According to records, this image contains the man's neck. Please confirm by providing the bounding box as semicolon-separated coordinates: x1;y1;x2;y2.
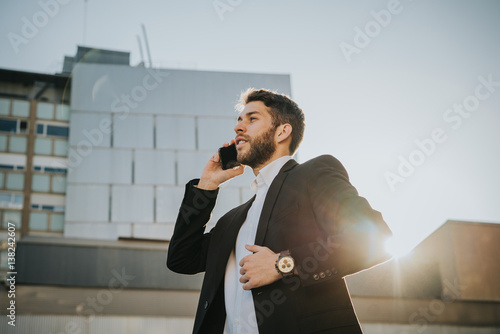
252;153;290;176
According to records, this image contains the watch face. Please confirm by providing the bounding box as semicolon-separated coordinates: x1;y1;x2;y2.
278;256;294;274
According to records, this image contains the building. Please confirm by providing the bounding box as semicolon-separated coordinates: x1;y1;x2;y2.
0;46;291;333
1;47;499;333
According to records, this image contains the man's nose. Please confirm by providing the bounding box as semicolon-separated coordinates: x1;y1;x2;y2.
234;121;245;134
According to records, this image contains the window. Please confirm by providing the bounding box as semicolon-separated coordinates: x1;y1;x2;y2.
0;192;23;209
0;135;6;152
5;173;24;191
0;118;29;134
12;100;29;117
49;213;64;231
32;174;50;192
36;123;69;138
47;125;69;137
2;210;21;229
34;138;52;155
55;104;70;121
33;166;67;174
0;99;10;116
29;212;48;230
9;136;27;153
43;167;67;174
31;172;67;193
29;201;65;232
52;175;66;193
0;118;17;133
37;102;54;119
54;140;68;156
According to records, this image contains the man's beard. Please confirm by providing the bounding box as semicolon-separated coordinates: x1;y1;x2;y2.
237;126;277;169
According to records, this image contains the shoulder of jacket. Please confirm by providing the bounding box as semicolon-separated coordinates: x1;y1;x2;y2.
295;154;349;179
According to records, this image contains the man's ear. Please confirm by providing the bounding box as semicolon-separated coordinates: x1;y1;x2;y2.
276;123;292;144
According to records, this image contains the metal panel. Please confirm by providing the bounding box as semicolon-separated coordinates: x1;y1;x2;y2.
65;184;110;222
111;185;153;223
156;115;196;150
134;150;175;185
67;148;132;184
16;237;204;290
71;63;291;117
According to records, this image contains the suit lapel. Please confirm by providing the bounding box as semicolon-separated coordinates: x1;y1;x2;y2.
254;159;298;246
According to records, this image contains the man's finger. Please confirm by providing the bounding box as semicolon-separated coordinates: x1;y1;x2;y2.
239;274;249;284
245;244;262;253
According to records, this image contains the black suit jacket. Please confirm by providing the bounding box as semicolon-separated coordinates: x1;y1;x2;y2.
167;155;392;334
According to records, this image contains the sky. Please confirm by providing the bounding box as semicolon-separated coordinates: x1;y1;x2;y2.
1;0;499;256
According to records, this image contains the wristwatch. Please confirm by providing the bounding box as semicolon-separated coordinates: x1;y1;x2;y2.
275;250;295;277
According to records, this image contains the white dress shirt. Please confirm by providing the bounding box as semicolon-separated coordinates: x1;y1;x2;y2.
223;155;292;334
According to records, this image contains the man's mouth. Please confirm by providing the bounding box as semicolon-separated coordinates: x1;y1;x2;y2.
235;137;248;148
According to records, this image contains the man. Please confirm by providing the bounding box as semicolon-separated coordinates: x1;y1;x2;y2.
167;89;392;334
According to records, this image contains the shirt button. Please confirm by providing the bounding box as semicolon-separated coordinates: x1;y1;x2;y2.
204;301;209;309
313;274;319;280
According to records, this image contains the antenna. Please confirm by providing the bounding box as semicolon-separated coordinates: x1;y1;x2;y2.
137;35;145;66
141;24;153;68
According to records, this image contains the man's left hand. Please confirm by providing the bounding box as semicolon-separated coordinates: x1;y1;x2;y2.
239;244;281;290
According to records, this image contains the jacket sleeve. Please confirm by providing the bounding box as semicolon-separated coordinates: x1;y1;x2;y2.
166;179;219;275
289;155;392;287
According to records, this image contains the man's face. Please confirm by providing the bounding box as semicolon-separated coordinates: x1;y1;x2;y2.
234;101;277;169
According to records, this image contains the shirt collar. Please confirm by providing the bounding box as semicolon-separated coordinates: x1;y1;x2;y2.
250;155;292;193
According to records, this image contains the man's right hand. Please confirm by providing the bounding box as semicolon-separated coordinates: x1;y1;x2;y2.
196;140;245;190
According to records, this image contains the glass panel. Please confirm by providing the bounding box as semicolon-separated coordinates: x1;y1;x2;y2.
0;135;7;152
51;175;66;193
53;205;65;212
3;210;22;229
37;102;54;119
47;125;69;137
13;194;23;208
34;137;52;155
0;193;23;209
6;173;24;190
12;100;29;117
45;167;67;174
0;193;12;208
55;104;70;121
53;140;68;156
29;212;48;230
9;136;27;153
0;171;3;188
36;124;44;134
0;118;17;133
0;98;10;116
49;213;64;231
32;174;50;192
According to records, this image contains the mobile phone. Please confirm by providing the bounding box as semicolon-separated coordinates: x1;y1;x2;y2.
218;143;240;170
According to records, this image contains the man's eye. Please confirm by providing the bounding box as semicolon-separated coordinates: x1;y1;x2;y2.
250;117;256;121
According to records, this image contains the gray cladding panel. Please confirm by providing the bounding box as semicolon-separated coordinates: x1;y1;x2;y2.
16;239;203;290
71;63;291;116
